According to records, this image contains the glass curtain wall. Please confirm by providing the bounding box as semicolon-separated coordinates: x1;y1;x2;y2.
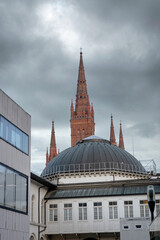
0;163;28;214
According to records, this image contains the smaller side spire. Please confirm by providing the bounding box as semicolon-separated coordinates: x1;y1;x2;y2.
49;121;57;161
110;114;116;146
119;122;125;150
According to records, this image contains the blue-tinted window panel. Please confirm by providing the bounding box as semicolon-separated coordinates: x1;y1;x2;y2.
0;116;4;138
10;124;16;146
21;176;27;212
5;119;9;142
5;169;16;209
0;164;5;205
0;115;29;155
0;163;28;214
15;128;22;150
16;174;27;212
22;133;29;154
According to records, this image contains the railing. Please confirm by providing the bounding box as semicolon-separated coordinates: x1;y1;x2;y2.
43;161;147;177
140;159;157;175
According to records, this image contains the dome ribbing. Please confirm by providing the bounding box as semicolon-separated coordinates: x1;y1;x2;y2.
41;136;146;177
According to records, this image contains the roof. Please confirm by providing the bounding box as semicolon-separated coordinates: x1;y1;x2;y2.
41;136;146;177
45;180;160;199
31;172;56;189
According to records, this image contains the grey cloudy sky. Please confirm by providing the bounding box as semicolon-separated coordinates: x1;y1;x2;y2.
0;0;160;174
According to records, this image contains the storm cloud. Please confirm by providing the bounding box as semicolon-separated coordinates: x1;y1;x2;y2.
0;0;160;174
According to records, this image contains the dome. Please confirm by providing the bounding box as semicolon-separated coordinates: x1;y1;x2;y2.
41;136;146;177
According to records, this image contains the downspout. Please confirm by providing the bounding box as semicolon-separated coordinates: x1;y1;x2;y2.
40;199;48;235
38;186;46;240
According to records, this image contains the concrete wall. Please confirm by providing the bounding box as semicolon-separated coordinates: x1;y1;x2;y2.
0;89;31;240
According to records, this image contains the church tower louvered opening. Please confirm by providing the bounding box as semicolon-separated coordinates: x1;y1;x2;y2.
70;50;95;146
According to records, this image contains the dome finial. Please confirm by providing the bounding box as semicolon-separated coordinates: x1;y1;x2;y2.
80;47;82;54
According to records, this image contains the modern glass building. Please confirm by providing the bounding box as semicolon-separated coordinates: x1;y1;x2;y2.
0;89;31;240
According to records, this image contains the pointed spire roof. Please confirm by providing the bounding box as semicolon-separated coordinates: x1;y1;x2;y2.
110;114;116;146
49;121;57;161
71;98;73;108
50;121;56;146
119;122;125;150
75;50;90;113
70;50;95;146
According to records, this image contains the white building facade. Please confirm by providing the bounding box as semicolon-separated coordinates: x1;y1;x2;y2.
30;136;160;240
0;89;31;240
30;173;56;240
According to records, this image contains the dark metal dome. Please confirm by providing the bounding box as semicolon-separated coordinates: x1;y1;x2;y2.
41;136;146;177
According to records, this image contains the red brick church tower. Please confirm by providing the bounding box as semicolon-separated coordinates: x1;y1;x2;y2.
70;50;95;146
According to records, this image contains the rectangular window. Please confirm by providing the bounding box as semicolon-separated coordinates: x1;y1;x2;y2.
0;115;29;155
79;203;87;220
140;200;149;218
0;163;28;214
93;202;102;220
124;201;133;218
109;201;118;219
64;203;72;221
49;204;58;222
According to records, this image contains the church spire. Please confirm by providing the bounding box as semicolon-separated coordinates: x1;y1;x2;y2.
49;121;57;161
110;114;116;146
75;50;90;113
119;122;125;150
70;50;95;146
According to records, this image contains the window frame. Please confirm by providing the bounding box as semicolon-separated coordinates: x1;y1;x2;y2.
64;203;72;221
49;204;58;222
139;200;149;218
0;162;28;215
0;115;29;155
109;201;118;219
79;203;87;221
93;202;102;220
124;200;133;218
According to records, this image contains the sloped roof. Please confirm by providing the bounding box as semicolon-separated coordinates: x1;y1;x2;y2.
45;185;160;199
